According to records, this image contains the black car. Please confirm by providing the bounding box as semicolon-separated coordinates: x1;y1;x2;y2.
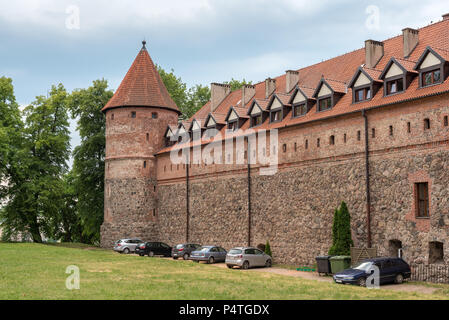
333;257;411;287
172;243;202;260
135;242;172;257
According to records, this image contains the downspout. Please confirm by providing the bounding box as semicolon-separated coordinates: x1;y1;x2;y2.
247;136;252;247
185;151;190;242
362;110;372;248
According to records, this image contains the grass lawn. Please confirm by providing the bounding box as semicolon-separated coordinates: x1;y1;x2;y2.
1;242;449;300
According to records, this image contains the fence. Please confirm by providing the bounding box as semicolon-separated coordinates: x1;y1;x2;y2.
410;264;449;284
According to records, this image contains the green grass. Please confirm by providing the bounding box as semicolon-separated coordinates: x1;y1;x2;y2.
1;243;449;300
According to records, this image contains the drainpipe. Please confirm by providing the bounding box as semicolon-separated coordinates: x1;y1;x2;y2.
362;110;372;248
247;136;252;247
185;150;190;242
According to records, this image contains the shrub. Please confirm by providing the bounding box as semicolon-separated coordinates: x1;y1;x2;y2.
328;201;353;256
265;240;272;257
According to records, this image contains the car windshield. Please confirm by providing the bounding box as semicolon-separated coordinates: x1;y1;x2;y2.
354;261;373;271
229;249;242;254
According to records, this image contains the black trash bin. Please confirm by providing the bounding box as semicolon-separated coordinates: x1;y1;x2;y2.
315;255;333;275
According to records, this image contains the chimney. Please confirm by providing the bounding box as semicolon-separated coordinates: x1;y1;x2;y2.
285;70;299;93
265;78;276;99
365;40;384;68
443;13;449;21
241;84;256;107
210;83;231;112
402;28;419;58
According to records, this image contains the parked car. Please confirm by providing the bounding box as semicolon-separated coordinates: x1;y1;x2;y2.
333;257;411;287
172;243;202;260
113;238;143;254
135;242;172;257
190;246;227;263
225;247;272;269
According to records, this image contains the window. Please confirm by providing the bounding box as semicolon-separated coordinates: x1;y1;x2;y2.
293;104;307;117
343;133;347;143
251;114;263;127
153;209;156;217
329;135;335;145
152;112;158;119
318;97;332;111
305;139;308;149
407;122;411;133
389;125;394;136
143;161;146;168
131;111;136;118
422;69;441;87
424;118;430;130
444;116;448;127
228;121;237;132
355;87;372;102
294;142;297;152
146;133;149;141
429;242;444;264
372;128;375;138
282;144;287;152
386;78;404;95
317;138;320;148
357;130;361;141
270;110;282;122
415;182;429;218
111;113;114;120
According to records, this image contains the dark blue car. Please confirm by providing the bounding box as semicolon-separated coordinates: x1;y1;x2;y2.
333;257;411;287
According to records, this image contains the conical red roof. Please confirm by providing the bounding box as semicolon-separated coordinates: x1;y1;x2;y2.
102;44;180;113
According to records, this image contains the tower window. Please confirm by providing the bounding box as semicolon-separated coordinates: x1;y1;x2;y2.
444;116;448;127
282;144;287;152
424;118;430;130
389;125;394;136
152;112;158;119
357;130;361;141
317;138;320;148
305;139;308;149
407;122;411;133
153;209;156;217
415;182;429;218
329;135;335;145
294;142;297;152
343;133;347;143
146;133;149;141
371;128;375;138
143;161;146;168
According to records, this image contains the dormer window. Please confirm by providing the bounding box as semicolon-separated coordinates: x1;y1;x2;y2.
289;87;313;118
292;104;307;117
386;78;404;95
247;101;266;128
318;97;332;111
355;87;371;102
270;109;282;123
422;69;441;87
414;47;447;88
251;114;263;127
228;121;237;132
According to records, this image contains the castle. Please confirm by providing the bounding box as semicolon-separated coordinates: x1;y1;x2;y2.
101;15;449;266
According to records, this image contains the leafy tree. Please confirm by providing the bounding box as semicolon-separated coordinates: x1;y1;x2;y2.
328;201;353;255
265;240;272;257
185;84;210;119
224;78;252;92
68;79;113;244
2;84;70;242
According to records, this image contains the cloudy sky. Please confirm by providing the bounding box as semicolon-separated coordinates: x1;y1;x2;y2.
1;0;447;154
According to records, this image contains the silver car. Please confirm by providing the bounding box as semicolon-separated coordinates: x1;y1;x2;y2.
225;247;272;269
113;238;143;254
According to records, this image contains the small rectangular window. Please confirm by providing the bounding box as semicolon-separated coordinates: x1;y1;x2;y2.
343;133;347;143
415;182;429;218
131;111;136;118
357;130;361;141
317;138;320;147
143;161;146;168
294;142;297;152
111;113;114;120
329;135;335;145
152;112;158;119
444;116;448;127
372;128;375;138
389;125;394;136
146;133;149;141
424;118;430;130
282;144;287;152
407;122;411;133
305;139;308;149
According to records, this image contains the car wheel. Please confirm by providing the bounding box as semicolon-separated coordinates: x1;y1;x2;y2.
265;259;272;268
394;273;404;284
242;261;250;270
123;248;130;254
148;251;155;257
208;256;215;264
226;264;233;269
358;277;367;287
183;253;189;260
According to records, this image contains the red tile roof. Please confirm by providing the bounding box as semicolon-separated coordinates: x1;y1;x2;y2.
158;18;449;154
103;44;180;113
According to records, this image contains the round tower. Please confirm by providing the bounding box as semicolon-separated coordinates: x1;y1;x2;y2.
100;41;180;248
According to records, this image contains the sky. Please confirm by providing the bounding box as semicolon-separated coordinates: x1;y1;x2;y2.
0;0;447;158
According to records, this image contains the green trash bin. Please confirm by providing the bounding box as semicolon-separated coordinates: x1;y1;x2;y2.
329;256;351;274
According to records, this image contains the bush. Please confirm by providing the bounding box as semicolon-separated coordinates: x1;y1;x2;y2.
265;240;272;257
328;201;353;256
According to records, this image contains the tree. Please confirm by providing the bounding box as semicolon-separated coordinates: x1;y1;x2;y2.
185;84;210;119
224;78;252;92
68;79;113;244
2;84;71;242
328;201;353;255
